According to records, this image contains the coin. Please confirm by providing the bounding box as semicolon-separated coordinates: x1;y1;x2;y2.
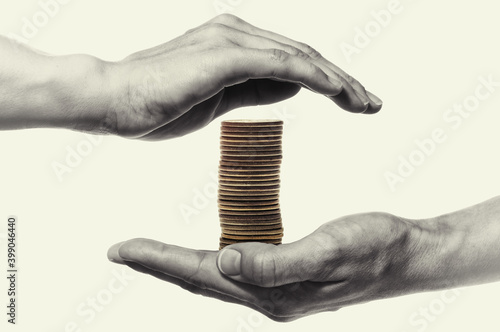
221;233;283;240
219;214;282;223
220;220;282;227
219;174;280;182
221;119;283;126
218;204;280;211
218;198;279;206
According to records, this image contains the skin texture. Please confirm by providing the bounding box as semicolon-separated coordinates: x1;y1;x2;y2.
108;196;500;322
0;14;382;139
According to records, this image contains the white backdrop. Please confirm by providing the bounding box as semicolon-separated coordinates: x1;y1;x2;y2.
1;0;500;331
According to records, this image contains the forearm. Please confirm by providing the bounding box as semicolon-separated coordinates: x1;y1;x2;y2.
405;196;500;292
0;36;116;133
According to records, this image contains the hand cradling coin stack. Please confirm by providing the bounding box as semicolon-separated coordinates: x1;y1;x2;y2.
218;120;284;250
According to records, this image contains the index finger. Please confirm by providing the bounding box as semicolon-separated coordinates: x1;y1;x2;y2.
117;239;279;310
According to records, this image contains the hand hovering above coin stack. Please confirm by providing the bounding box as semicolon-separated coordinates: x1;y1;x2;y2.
218;120;284;249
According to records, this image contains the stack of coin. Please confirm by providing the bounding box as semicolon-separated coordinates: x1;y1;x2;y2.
218;120;284;249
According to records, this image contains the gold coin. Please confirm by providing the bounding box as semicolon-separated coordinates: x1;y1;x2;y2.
222;223;282;230
222;227;284;236
218;179;280;186
218;174;280;182
219;214;282;222
220;145;282;152
218;167;280;174
218;190;280;197
221;119;283;126
218;204;280;211
220;154;282;161
221;128;283;135
218;198;279;206
220;220;282;227
222;233;283;240
219;208;281;216
220;160;282;167
219;237;282;245
218;193;279;201
219;183;280;190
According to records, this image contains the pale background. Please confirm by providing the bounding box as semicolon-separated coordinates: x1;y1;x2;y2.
1;0;500;331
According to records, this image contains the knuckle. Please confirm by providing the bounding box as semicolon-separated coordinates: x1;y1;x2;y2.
183;252;209;289
129;237;148;243
269;49;289;64
306;232;339;277
251;249;277;287
204;23;229;37
299;42;321;59
284;46;308;60
251;251;267;285
295;50;310;61
345;74;358;86
184;26;198;35
282;45;298;56
198;23;233;46
308;63;325;77
212;13;240;25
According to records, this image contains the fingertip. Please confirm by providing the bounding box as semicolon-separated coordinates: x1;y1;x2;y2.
366;90;383;106
354;90;371;111
107;241;126;264
362;104;383;114
116;238;152;261
327;94;367;114
361;91;383;114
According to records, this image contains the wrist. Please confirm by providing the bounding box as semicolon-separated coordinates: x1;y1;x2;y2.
48;54;121;134
0;37;122;133
401;215;465;293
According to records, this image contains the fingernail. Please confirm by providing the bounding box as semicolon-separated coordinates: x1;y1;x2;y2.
327;75;343;90
217;248;241;276
107;241;126;264
355;90;370;105
366;90;383;106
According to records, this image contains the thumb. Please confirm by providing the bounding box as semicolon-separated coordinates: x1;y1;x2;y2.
216;236;331;287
